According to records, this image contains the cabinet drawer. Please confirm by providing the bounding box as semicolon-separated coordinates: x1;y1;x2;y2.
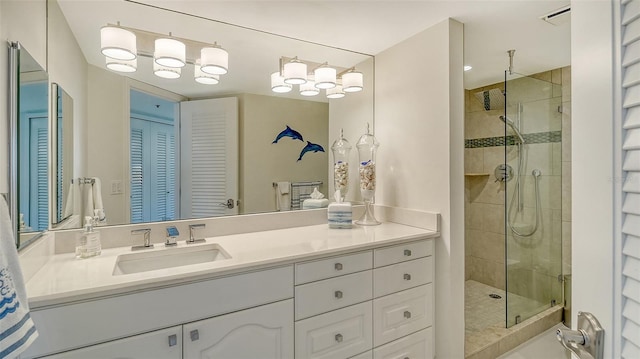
374;240;432;267
373;327;433;359
296;270;372;320
373;284;433;346
296;251;372;284
373;257;432;298
295;302;373;359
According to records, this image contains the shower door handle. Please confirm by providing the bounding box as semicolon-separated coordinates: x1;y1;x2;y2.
556;312;604;359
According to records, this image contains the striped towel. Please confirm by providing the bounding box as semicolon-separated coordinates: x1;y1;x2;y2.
0;196;38;358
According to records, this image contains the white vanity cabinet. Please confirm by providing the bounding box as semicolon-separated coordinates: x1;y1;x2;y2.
294;239;434;359
42;327;182;359
183;299;293;359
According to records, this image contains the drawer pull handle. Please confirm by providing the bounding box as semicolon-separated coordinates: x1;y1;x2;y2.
335;290;343;299
168;334;177;347
335;263;343;271
404;357;410;359
404;273;412;281
404;249;412;256
404;311;412;319
190;330;199;342
335;333;344;343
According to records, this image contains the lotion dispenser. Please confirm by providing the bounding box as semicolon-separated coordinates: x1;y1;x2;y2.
76;216;102;259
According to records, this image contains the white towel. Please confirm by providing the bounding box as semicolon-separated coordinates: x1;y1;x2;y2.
276;182;291;211
91;178;106;223
83;180;94;219
63;182;74;219
0;195;38;358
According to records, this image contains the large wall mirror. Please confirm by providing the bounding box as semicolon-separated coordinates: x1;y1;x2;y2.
9;42;49;248
51;0;373;229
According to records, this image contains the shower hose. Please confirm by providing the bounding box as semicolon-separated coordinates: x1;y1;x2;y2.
507;168;542;237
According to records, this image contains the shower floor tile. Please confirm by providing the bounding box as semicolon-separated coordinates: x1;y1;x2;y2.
465;280;506;336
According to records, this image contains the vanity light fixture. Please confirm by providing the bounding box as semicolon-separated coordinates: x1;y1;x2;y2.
106;57;137;73
100;24;137;61
200;45;229;75
194;62;220;84
283;57;307;85
154;61;181;79
271;72;292;93
154;37;186;68
100;23;230;84
341;69;363;93
314;65;337;89
300;79;320;96
326;85;345;99
270;56;364;99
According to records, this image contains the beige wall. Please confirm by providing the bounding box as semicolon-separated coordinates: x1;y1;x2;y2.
464;67;572;314
375;19;465;359
239;93;328;214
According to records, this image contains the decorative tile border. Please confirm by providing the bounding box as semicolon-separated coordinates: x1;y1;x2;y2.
465;131;561;149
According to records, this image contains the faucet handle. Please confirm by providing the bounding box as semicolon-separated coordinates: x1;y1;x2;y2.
131;228;153;250
188;224;206;244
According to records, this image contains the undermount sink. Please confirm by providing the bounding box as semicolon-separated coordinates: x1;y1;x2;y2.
113;243;231;276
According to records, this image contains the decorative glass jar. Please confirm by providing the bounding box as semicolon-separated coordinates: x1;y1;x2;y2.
356;123;380;225
331;129;352;202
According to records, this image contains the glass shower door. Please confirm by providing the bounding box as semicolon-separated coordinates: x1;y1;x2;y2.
503;71;563;327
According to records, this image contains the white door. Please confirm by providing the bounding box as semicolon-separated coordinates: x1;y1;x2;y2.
43;326;182;359
183;299;294;359
180;97;239;217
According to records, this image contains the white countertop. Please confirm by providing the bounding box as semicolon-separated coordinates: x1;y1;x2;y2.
26;222;437;308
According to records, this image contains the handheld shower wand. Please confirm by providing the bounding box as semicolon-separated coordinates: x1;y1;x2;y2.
499;115;525;144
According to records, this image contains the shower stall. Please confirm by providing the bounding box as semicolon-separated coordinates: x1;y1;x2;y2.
464;65;569;356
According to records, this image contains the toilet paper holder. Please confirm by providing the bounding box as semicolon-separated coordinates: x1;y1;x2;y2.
556;311;604;359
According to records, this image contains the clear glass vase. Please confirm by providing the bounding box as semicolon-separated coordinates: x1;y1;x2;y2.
331;129;352;202
356;123;380;225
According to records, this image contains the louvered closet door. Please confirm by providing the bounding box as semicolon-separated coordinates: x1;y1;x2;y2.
621;0;640;357
180;97;239;217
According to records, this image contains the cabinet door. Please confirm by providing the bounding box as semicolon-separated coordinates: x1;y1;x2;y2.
43;326;181;359
183;299;293;359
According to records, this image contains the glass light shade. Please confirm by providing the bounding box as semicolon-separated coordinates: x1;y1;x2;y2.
200;46;229;75
300;80;319;96
154;62;181;79
271;72;292;93
283;60;307;85
154;38;186;68
106;57;137;73
314;67;337;89
100;26;137;61
326;85;345;99
195;63;220;84
342;71;363;92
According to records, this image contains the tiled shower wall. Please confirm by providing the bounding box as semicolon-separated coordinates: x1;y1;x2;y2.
464;68;572;306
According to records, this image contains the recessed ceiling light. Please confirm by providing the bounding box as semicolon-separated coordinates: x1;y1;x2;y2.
464;65;473;72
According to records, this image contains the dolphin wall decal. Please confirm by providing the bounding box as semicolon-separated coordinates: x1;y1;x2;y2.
272;125;304;143
297;141;325;161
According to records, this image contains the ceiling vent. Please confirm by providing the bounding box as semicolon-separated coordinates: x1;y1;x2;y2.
540;5;571;25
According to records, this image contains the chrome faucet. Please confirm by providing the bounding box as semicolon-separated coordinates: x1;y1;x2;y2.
131;228;153;250
187;224;206;244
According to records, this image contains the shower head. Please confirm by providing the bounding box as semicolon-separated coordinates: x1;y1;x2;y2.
499;115;526;144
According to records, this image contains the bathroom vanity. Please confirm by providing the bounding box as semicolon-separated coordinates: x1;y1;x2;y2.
21;222;437;359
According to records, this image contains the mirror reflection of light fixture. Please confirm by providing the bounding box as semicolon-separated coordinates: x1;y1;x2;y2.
154;37;186;68
200;45;229;75
154;61;181;79
300;79;319;96
195;62;220;85
341;70;363;93
106;57;137;73
314;66;337;89
283;57;307;85
326;85;345;99
271;72;292;93
100;25;137;61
